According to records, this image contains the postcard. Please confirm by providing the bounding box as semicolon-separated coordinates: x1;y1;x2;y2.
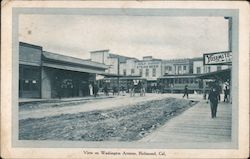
1;1;249;158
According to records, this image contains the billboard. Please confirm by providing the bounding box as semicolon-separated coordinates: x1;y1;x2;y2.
203;51;232;65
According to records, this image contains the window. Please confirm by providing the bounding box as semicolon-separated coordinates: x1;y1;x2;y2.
165;66;172;74
131;69;135;75
123;69;126;76
169;66;172;71
207;66;211;73
217;66;222;71
146;69;149;77
183;66;186;70
152;68;156;77
178;66;181;74
139;69;143;76
23;80;30;91
165;66;172;72
197;67;201;74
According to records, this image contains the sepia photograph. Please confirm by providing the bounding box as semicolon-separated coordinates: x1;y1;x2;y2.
1;1;249;159
18;14;233;143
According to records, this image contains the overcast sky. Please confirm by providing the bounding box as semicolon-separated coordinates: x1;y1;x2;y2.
19;14;229;60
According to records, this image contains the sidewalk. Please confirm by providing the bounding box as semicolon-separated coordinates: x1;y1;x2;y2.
19;94;114;104
140;100;232;143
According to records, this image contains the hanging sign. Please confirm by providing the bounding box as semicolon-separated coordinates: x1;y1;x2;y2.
203;51;232;65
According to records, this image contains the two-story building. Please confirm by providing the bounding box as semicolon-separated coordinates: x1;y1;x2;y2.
90;50;134;75
192;57;229;74
162;58;193;75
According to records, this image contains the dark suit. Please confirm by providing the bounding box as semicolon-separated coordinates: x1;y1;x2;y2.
208;89;219;118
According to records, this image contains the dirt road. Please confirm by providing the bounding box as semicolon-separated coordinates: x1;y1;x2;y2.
19;96;198;141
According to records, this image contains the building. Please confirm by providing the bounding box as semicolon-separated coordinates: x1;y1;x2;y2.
119;58;139;76
90;50;134;75
135;56;162;80
19;42;108;99
192;57;229;74
162;58;193;75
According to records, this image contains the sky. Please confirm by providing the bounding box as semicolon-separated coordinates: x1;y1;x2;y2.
19;14;229;60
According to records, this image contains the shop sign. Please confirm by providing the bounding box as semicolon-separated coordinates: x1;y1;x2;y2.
203;51;232;65
137;61;160;69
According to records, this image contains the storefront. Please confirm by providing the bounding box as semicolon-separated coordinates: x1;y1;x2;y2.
19;65;41;98
19;42;108;99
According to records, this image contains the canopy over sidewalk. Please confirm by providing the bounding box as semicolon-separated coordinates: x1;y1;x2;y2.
196;68;231;82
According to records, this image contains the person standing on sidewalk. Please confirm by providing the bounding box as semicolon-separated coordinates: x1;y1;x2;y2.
183;85;189;99
89;83;93;96
93;82;99;97
208;86;219;118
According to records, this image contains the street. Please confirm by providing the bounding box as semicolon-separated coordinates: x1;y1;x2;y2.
19;93;232;143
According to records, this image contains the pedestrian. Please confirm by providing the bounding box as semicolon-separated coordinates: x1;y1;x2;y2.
112;86;116;95
208;86;219;118
223;86;228;102
183;85;189;99
89;83;93;96
93;82;99;97
103;84;109;96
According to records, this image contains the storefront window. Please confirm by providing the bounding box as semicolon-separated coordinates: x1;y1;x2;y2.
19;65;42;98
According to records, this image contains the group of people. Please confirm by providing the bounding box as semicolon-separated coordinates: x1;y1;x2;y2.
88;82;99;97
100;80;146;97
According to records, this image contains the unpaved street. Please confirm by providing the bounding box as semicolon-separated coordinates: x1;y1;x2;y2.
19;94;187;120
19;95;198;141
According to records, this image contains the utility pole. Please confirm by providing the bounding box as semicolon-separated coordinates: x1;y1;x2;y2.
224;17;232;52
117;57;120;95
224;16;233;103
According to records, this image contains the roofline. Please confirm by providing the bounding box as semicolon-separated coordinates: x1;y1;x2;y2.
42;51;108;69
90;49;110;53
191;57;203;61
19;41;43;50
203;50;231;55
160;74;200;77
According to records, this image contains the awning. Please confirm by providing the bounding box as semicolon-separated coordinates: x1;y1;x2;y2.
97;72;124;77
158;74;199;79
196;68;231;82
103;75;145;80
42;62;107;74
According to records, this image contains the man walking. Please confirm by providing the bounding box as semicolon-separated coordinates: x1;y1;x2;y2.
208;86;219;118
183;85;189;99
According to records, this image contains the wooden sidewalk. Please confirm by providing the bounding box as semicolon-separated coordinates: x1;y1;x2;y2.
140;100;232;143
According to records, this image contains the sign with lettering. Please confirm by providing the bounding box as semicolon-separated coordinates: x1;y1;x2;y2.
136;61;160;69
203;51;232;65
